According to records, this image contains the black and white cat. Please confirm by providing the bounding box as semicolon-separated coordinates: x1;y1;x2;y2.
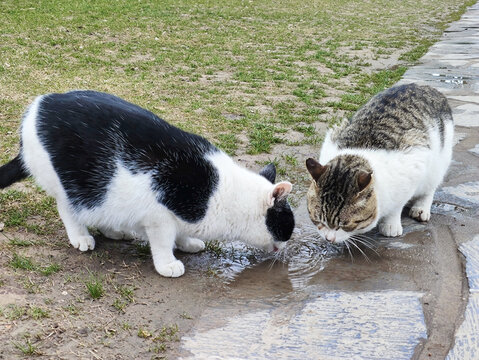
0;91;295;277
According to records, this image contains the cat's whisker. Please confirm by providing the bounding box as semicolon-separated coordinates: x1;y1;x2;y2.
350;235;379;254
343;240;354;262
348;239;371;262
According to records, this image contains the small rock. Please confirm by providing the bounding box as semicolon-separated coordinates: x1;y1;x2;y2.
0;222;4;231
61;291;68;296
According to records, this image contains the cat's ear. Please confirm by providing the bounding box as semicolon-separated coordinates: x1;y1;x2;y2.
259;163;276;183
306;158;327;182
268;181;292;206
357;171;372;192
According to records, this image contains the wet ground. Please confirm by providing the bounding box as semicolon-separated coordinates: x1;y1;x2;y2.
177;3;479;359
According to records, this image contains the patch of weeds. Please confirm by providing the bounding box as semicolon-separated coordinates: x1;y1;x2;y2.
112;298;127;313
122;322;132;331
13;338;40;356
85;274;104;300
294;124;316;137
247;122;282;154
9;253;36;271
283;154;298;167
325;100;359;112
3;304;26;320
2;304;49;320
356;67;407;97
28;306;49;320
204;240;224;257
23;277;40;294
399;39;435;63
9;252;61;276
115;284;135;303
303;134;324;146
38;263;61;276
8;238;35;247
153;324;179;343
151;343;167;354
0;190;59;234
135;242;151;259
215;133;238;156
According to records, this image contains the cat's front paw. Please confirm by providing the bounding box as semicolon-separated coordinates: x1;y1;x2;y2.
155;260;185;277
176;237;205;253
379;222;403;237
409;207;431;222
70;235;95;251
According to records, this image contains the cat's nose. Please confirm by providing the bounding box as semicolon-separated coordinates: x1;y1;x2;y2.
325;231;336;243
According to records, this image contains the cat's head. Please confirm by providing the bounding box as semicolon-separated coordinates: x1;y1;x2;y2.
305;156;378;244
248;163;295;251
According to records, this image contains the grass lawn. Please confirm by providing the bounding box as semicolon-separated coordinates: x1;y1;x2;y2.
0;0;476;358
0;0;475;158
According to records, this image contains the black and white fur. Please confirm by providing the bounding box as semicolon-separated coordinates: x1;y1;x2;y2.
0;91;295;277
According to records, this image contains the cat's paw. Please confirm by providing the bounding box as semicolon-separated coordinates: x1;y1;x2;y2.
378;222;403;237
155;260;185;278
176;237;205;253
70;235;95;251
409;207;431;222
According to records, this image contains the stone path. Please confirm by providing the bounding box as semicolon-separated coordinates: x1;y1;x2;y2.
398;2;479;357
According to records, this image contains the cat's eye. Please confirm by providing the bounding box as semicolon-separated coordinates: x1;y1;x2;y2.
317;223;325;230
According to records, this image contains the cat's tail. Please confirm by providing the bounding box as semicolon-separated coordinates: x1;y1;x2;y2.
0;155;29;188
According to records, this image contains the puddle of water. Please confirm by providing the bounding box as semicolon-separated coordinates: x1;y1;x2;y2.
181;221;342;286
431;73;471;86
180;291;427;360
179;216;431;359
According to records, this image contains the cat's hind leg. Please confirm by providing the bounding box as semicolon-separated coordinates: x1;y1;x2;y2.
57;201;95;251
176;236;205;253
145;220;185;277
409;192;434;222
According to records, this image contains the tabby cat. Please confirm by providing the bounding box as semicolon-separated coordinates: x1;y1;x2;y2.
306;83;453;244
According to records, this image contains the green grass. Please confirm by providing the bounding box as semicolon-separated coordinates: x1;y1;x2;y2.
85;274;104;299
9;252;61;276
27;306;49;320
13;339;39;356
9;253;36;271
0;0;474;159
38;263;61;276
1;304;49;321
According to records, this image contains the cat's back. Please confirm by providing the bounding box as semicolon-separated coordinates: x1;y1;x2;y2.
37;90;212;151
331;83;453;151
22;90;220;216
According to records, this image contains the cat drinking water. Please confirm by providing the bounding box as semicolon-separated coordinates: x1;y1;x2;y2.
0;91;295;277
306;83;453;244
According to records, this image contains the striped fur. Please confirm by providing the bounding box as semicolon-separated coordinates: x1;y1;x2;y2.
307;83;454;244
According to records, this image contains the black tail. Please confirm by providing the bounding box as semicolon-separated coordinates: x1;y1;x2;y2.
0;155;29;188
